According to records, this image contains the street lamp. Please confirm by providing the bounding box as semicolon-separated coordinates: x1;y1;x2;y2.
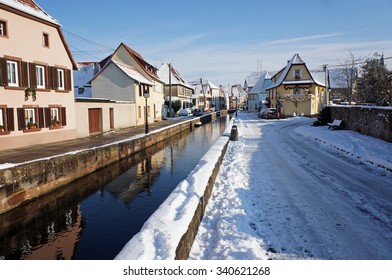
143;89;150;134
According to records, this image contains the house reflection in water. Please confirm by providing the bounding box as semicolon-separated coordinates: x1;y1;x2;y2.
0;130;190;259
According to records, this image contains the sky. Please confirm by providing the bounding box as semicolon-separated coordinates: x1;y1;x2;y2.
36;0;392;86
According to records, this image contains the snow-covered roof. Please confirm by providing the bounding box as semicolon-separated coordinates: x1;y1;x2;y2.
206;80;219;89
113;61;154;86
249;72;272;94
158;63;192;89
267;54;325;89
245;71;263;88
1;0;60;25
74;63;99;87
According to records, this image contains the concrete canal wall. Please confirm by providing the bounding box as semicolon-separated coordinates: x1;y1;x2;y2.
0;112;226;215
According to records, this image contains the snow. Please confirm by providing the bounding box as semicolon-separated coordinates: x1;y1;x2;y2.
115;112;392;260
2;111;391;260
1;0;60;25
189;113;392;260
115;135;232;260
296;123;392;172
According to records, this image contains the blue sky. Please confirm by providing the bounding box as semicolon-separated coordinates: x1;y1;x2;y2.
37;0;392;85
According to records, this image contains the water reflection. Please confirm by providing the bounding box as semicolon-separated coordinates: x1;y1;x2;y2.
0;116;228;260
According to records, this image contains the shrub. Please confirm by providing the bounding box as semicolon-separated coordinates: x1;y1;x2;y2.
314;106;331;126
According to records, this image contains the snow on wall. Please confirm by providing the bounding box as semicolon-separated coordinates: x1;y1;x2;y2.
115;125;233;260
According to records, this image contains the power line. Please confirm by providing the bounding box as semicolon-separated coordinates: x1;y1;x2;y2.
68;44;103;60
62;28;115;52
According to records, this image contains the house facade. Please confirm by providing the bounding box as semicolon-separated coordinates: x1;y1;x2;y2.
89;43;164;131
248;71;272;112
0;0;77;150
158;63;194;109
189;81;205;109
267;54;326;117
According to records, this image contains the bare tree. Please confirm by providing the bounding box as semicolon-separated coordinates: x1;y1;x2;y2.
335;51;364;104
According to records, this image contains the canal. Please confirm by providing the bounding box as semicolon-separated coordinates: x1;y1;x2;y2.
0;116;229;260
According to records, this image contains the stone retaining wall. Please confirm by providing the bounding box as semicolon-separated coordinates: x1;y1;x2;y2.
0;112;223;215
175;139;229;259
330;106;392;142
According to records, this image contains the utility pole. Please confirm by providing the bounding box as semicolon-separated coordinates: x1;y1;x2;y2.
168;63;172;117
323;64;329;106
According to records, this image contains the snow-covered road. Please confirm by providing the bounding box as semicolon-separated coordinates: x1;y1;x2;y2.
190;112;392;260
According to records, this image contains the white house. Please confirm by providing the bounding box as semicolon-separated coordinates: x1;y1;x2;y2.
74;43;165;137
248;71;272;112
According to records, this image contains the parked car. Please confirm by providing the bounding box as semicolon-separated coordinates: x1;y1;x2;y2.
193;109;203;116
179;109;191;116
261;108;279;119
258;108;268;118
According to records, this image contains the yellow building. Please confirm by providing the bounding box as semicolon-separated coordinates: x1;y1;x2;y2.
267;54;326;117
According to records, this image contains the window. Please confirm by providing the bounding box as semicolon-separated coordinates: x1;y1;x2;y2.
0;106;14;133
25;108;36;127
294;69;302;79
17;107;42;131
57;69;65;90
0;20;7;37
292;88;304;95
45;106;66;128
138;106;141;118
43;33;49;47
36;65;46;89
0;108;4;129
7;60;19;87
50;107;60;126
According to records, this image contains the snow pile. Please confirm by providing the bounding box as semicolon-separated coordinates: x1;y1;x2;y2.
295;124;392;172
115;135;231;260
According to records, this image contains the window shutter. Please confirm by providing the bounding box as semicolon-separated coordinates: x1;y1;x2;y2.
44;107;51;127
48;66;54;90
21;61;29;88
29;63;37;88
17;108;26;130
6;108;14;131
0;57;7;86
38;107;44;128
52;67;59;90
61;107;67;126
44;65;49;89
65;69;71;91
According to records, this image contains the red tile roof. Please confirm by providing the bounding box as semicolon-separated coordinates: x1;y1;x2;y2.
122;43;159;80
15;0;41;11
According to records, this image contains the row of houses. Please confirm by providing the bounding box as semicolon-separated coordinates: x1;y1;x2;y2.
0;0;233;151
245;52;378;118
0;0;345;151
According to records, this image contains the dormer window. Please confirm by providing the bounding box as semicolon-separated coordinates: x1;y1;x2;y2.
0;20;7;37
294;69;302;79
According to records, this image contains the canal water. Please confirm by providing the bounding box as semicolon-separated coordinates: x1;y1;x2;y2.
0;116;229;260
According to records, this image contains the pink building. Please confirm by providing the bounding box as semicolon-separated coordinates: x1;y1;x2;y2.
0;0;77;150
